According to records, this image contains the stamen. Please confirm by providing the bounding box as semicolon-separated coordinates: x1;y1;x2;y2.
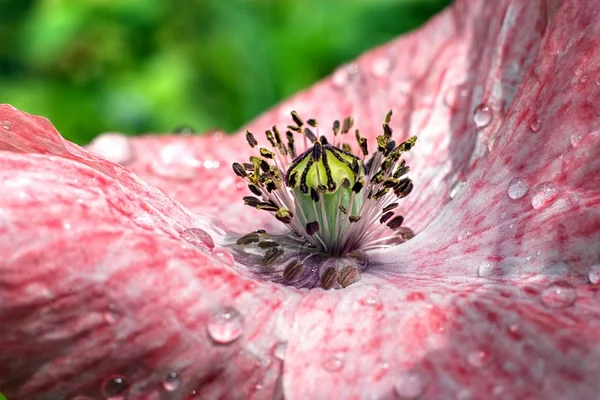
231;109;418;289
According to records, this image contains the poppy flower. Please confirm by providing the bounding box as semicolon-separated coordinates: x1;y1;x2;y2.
1;0;600;398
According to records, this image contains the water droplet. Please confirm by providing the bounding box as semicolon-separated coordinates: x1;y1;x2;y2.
444;84;470;108
370;57;393;79
457;230;473;242
478;260;497;278
151;143;201;180
364;294;379;306
595;77;600;86
473;104;493;128
531;182;559;209
322;355;344;372
162;372;181;392
274;341;287;360
570;132;583;147
332;63;358;88
589;265;600;284
181;228;215;251
88;133;134;165
541;281;577;308
467;350;492;368
1;121;11;130
529;117;541;132
211;247;234;267
207;306;244;344
507;178;529;200
580;74;589;83
393;371;428;399
211;130;224;142
101;375;129;400
449;180;465;199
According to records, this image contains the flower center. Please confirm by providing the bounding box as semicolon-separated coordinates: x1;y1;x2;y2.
229;110;417;289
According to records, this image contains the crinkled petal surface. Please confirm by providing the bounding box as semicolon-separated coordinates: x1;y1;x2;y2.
1;0;600;399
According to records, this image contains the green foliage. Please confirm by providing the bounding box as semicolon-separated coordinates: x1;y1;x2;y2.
0;0;450;144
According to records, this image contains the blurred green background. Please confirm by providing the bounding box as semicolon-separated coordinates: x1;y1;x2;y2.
0;0;450;144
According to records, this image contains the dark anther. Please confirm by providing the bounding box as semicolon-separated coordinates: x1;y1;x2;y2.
333;120;340;135
310;187;320;202
319;135;329;145
304;127;317;142
383;179;398;189
337;265;359;288
248;184;262;196
275;208;293;224
305;221;320;235
393;165;410;179
397;226;416;240
307;119;317;127
258;240;279;249
246;130;258;148
236;232;260;245
383;202;399;213
385;140;396;156
373;187;390;200
257;202;279;212
265;130;277;147
352;180;364;193
341;116;354;134
260;148;275;159
254;229;267;234
266;181;277;193
287;171;298;188
232;162;247;178
349;216;361;223
243;196;261;206
243;162;255;171
291;111;304;127
288;125;302;133
261;247;284;268
283;260;305;282
383;123;393;138
370;170;386;184
394;178;414;198
355;130;368;156
259;159;270;173
339;205;348;214
379;211;395;224
286;131;297;158
376;134;388;152
394;136;417;152
320;266;338;290
386;215;404;229
342;143;352;153
385;110;393;124
273;126;283;145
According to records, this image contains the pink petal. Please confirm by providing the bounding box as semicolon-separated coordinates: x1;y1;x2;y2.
0;148;300;398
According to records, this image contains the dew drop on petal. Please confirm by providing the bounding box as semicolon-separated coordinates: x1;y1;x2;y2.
467;350;492;368
332;63;358;89
478;260;497;278
588;265;600;284
88;133;134;165
211;247;234;267
540;281;577;308
531;181;559;209
570;132;583;148
101;375;129;400
580;74;589;83
1;121;11;130
181;228;215;251
274;341;287;360
507;178;529;200
370;57;393;79
473;104;493;128
595;77;600;86
444;84;470;109
162;372;181;392
393;371;428;399
529;117;541;132
207;306;244;344
322;355;344;372
449;180;465;199
151;142;201;180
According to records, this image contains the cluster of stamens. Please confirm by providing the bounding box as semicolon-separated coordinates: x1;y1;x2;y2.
230;110;417;289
